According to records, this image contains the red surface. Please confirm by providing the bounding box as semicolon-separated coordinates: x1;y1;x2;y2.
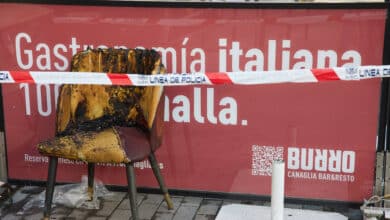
312;69;340;81
10;71;34;83
206;72;233;84
107;73;133;86
0;3;386;202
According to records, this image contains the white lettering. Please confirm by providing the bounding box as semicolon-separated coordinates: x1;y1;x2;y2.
230;41;243;72
172;95;190;123
153;47;177;73
36;43;51;70
301;148;313;170
293;49;313;69
288;147;300;170
245;48;264;71
69;37;80;56
342;151;355;173
219;97;237;125
219;39;361;71
194;88;205;123
328;150;342;172
164;87;240;126
13;33;363;74
190;48;205;73
181;37;189;73
341;50;361;67
53;44;68;71
219;38;227;72
15;32;33;69
282;40;290;70
206;88;218;124
268;40;276;70
314;149;327;171
288;147;355;173
317;50;337;68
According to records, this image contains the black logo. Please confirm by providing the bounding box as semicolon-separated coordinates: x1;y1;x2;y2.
345;67;358;80
0;72;10;81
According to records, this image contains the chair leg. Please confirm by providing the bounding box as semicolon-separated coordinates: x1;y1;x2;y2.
149;152;174;210
43;156;58;220
87;163;95;201
126;163;139;220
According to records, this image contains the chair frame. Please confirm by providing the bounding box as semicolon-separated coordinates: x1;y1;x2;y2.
41;48;172;220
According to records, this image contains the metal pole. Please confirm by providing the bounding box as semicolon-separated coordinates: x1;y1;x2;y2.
271;160;285;220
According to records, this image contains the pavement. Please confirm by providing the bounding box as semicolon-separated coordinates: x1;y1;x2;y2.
0;184;365;220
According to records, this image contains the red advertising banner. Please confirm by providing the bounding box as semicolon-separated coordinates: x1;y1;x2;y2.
0;3;386;202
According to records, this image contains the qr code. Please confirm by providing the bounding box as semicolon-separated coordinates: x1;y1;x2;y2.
252;145;284;176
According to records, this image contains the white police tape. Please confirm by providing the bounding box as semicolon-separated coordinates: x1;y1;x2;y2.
0;65;389;86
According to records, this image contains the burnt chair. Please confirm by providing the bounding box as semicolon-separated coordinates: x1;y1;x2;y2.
37;48;173;220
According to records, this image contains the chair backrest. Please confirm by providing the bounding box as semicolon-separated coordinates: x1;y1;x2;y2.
55;48;165;149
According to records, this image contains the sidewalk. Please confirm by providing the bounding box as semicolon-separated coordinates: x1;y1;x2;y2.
0;185;363;220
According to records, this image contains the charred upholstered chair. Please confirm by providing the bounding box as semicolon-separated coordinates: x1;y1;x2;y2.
37;48;173;220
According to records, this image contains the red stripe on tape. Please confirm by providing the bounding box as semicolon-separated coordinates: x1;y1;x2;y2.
107;73;133;85
10;71;34;83
312;69;340;81
206;72;233;85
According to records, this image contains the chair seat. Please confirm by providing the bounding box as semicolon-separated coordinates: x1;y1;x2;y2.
37;127;153;163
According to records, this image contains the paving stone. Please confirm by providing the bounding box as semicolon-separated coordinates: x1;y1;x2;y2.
117;194;146;210
197;199;222;215
10;191;29;203
172;204;199;220
52;205;72;214
109;208;132;220
181;197;203;206
197;203;220;215
118;199;131;210
152;212;175;220
136;193;146;199
20;186;44;195
143;194;164;205
95;200;121;216
1;199;28;216
51;205;73;219
1;213;23;220
24;212;44;220
201;199;222;206
170;196;184;202
68;208;92;220
138;202;162;219
103;191;126;202
50;213;69;220
156;196;183;213
86;216;107;220
194;214;216;220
